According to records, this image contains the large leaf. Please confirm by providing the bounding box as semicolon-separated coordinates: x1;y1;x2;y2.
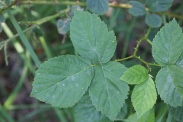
121;65;148;85
155;67;183;107
74;94;111;122
70;11;116;64
169;106;183;122
31;55;94;107
128;1;146;17
145;14;162;28
132;76;157;118
152;19;183;66
86;0;109;15
146;0;173;12
89;61;129;120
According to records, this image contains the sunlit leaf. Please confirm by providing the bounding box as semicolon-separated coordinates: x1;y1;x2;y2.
121;65;148;85
132;76;157;118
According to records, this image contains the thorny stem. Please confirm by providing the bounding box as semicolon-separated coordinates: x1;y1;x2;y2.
7;0;183;21
115;28;161;71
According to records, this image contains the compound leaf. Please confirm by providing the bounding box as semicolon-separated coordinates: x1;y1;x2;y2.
31;55;94;108
89;61;129;120
57;18;70;35
128;1;146;16
145;14;162;28
155;67;183;107
70;11;116;64
152;19;183;66
146;0;173;12
74;94;111;122
132;76;157;118
86;0;109;15
121;65;148;85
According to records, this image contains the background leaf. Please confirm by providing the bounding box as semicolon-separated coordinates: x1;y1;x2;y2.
145;14;162;28
0;14;5;23
146;0;173;12
70;11;116;64
89;61;129;120
86;0;109;15
125;108;155;122
155;67;183;107
68;5;83;18
31;55;94;108
57;18;70;35
74;94;111;122
169;106;183;122
132;76;157;118
152;19;183;66
128;1;146;17
121;65;148;85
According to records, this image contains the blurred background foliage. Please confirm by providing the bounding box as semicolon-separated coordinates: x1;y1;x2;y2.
0;0;183;121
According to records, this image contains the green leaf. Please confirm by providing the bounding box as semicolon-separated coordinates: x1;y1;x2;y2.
152;19;183;66
70;11;116;64
0;25;2;33
155;102;167;122
146;0;173;12
57;18;70;35
125;108;155;122
86;0;109;15
89;61;129;120
68;5;83;18
132;76;157;118
0;14;5;23
31;55;94;107
121;65;148;85
169;106;183;122
145;14;162;28
74;94;111;122
155;67;183;107
175;52;183;69
128;1;146;17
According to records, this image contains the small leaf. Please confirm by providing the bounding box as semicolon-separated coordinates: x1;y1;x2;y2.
31;55;94;108
89;61;129;120
70;11;116;64
121;65;148;85
68;5;83;18
125;108;155;122
169;106;183;122
57;18;70;35
146;0;173;12
132;76;157;118
0;14;5;23
145;14;162;28
152;19;183;66
128;1;146;17
74;94;111;122
155;67;183;107
86;0;109;15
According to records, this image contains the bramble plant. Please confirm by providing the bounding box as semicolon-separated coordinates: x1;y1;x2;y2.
0;0;183;121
